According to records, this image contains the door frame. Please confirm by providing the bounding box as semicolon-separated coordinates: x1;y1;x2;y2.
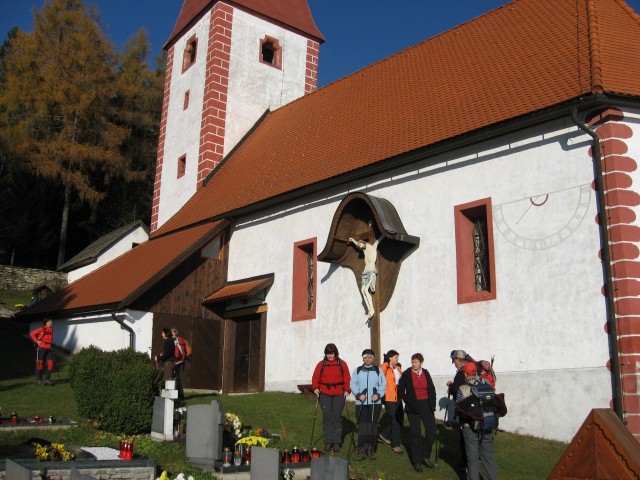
222;304;267;393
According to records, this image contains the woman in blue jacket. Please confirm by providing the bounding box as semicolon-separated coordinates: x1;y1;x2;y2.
350;349;386;461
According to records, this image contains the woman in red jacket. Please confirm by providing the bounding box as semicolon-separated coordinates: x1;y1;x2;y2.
311;343;351;453
30;318;54;386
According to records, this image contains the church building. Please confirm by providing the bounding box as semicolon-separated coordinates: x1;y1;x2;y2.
18;0;640;443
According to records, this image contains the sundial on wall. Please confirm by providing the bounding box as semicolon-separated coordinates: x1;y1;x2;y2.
493;184;591;250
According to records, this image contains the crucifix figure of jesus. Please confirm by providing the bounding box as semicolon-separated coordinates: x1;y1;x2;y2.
349;235;384;318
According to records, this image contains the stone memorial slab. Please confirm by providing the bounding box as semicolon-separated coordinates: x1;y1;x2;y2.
250;447;280;480
150;395;175;441
186;400;224;467
5;458;31;480
310;456;349;480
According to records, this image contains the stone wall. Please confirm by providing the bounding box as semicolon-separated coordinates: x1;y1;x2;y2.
0;265;67;291
0;459;156;479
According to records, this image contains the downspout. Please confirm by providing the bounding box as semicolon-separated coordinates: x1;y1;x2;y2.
571;107;623;421
111;309;135;351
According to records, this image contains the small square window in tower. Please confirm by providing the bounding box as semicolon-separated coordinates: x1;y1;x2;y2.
259;36;282;69
177;155;186;178
182;36;197;72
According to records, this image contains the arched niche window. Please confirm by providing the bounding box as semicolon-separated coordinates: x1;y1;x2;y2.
259;36;282;69
182;35;197;72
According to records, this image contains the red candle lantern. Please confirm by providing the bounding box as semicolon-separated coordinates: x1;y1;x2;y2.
301;448;311;462
291;446;301;463
282;449;291;463
311;447;321;458
10;413;18;425
244;446;251;466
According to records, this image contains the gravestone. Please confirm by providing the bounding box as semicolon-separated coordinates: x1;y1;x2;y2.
5;459;31;480
310;456;349;480
186;400;224;468
150;380;179;441
250;447;280;480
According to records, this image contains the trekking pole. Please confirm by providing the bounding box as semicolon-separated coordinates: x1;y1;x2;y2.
347;399;365;460
309;394;319;447
34;345;39;383
435;394;450;465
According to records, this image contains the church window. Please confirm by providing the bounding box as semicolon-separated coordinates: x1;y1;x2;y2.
177;155;186;178
260;36;282;69
292;238;316;321
182;36;197;72
454;198;497;304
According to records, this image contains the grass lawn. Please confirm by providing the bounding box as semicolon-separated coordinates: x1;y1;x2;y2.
0;318;566;479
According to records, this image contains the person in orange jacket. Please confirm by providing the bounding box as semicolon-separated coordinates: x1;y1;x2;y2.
378;349;404;454
30;318;54;386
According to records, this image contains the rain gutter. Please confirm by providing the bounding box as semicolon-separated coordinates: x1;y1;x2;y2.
570;107;623;422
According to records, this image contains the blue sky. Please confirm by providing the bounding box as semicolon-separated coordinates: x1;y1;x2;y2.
2;0;640;87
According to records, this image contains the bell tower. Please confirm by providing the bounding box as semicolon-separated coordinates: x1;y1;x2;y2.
151;0;324;231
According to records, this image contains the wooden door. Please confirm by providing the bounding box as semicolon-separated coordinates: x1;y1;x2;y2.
232;314;262;392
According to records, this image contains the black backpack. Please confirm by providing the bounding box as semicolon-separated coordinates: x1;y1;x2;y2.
456;379;507;432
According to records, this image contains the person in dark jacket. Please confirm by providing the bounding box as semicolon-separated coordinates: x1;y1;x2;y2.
156;328;176;381
30;318;54;385
311;343;351;453
447;349;472;467
398;352;437;472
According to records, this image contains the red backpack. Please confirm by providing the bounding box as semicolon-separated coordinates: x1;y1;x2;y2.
174;338;186;364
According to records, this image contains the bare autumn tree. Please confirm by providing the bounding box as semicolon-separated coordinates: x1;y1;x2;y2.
0;0;145;267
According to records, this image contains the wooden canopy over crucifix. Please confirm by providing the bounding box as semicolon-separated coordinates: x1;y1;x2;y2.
318;192;420;357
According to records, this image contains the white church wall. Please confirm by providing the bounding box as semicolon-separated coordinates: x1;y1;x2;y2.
225;8;309;153
226;115;621;441
42;310;154;355
67;227;149;283
157;11;211;226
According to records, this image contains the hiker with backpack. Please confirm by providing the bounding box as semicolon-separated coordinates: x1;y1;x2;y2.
156;328;178;383
311;343;351;453
455;361;498;480
171;327;187;401
447;349;473;467
397;352;437;472
30;318;54;386
350;349;386;461
378;349;404;455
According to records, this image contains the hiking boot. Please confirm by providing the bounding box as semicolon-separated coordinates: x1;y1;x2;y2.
332;444;341;453
378;433;391;446
355;448;368;461
413;463;424;472
422;457;435;468
366;445;376;460
43;380;52;386
391;446;403;455
324;443;333;453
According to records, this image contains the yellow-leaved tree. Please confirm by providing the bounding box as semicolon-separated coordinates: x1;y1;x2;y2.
1;0;146;267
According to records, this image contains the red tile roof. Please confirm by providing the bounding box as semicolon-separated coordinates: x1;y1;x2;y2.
203;273;274;303
154;0;640;237
16;221;226;318
165;0;324;49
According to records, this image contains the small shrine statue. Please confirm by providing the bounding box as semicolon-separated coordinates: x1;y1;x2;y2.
349;235;384;318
